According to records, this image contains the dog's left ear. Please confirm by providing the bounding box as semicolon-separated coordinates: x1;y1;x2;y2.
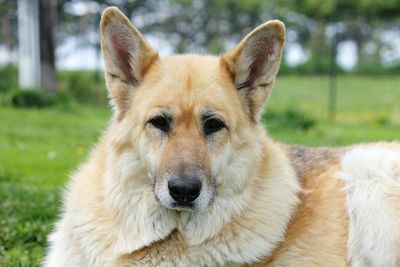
221;20;285;120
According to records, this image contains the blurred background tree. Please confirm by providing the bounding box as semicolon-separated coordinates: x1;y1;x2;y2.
1;0;399;71
0;0;399;98
40;0;58;94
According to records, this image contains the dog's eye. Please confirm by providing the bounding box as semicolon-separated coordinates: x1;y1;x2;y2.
148;116;170;133
203;118;225;135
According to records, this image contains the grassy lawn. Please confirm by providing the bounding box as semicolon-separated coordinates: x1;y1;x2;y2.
0;75;399;266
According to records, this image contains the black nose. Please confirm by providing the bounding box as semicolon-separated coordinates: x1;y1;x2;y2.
168;176;202;203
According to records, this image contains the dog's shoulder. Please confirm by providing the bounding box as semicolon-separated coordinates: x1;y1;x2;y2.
263;144;348;266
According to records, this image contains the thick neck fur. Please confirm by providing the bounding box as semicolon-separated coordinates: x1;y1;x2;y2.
70;123;300;266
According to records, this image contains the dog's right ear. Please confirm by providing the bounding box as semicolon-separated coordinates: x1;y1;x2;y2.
100;7;158;116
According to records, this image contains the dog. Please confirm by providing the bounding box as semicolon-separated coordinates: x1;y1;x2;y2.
44;6;400;267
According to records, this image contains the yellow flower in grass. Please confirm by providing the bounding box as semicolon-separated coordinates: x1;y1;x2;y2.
76;146;85;155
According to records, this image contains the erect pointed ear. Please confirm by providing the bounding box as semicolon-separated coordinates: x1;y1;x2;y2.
221;20;285;121
100;7;158;116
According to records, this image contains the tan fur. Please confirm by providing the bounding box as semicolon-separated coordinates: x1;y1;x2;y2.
257;157;349;266
44;7;400;267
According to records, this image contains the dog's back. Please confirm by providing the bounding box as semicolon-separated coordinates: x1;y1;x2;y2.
259;143;400;266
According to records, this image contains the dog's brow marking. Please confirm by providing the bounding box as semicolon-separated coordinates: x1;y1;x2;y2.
201;108;226;120
202;110;216;120
153;108;173;118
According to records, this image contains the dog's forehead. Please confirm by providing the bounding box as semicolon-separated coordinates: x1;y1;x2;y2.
157;55;223;93
139;55;239;116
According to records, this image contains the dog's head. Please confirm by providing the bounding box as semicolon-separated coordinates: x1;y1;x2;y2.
100;7;285;213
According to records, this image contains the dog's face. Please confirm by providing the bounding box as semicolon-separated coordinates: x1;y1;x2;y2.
100;7;285;212
133;56;241;212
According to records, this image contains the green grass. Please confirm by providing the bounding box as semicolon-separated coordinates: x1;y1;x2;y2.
266;75;400;145
0;75;399;266
0;106;110;266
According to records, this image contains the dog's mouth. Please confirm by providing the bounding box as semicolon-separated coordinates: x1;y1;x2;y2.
171;201;195;211
154;193;199;212
156;193;215;213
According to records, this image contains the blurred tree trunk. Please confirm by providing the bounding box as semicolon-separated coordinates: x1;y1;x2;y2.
39;0;57;94
309;20;331;73
1;17;11;65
